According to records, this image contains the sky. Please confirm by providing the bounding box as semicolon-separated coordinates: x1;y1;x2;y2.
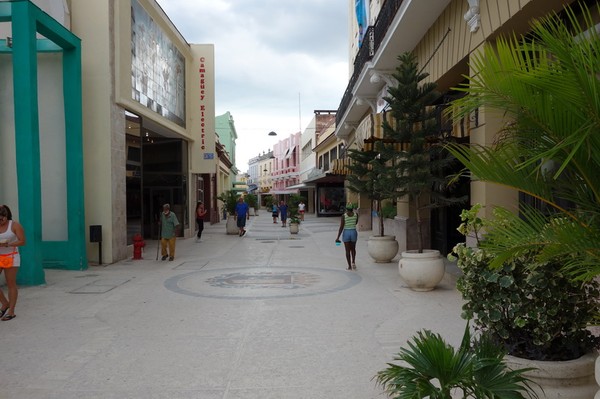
155;0;350;172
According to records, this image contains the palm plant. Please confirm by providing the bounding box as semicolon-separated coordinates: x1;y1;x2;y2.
216;190;239;216
245;193;258;209
375;324;537;399
446;3;600;280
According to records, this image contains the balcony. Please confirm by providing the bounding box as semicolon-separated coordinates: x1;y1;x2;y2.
335;0;452;139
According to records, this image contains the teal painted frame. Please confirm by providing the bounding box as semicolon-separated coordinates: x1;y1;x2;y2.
0;1;87;285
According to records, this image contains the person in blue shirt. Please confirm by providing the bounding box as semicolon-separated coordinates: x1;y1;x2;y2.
235;197;250;237
278;200;288;228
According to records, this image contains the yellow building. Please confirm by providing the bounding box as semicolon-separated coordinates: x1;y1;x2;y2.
336;0;579;255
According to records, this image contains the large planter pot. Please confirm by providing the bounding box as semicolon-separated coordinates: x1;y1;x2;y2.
367;235;399;263
289;223;299;234
226;215;238;235
505;352;597;399
398;250;445;291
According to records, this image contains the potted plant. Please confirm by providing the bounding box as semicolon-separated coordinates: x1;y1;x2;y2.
263;195;274;211
381;51;465;289
451;205;600;398
217;190;239;235
446;3;600;281
375;323;538;399
245;193;258;216
444;4;600;395
287;193;303;234
346;140;399;263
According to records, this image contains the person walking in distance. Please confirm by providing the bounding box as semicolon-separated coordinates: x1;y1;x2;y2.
160;203;180;261
335;204;358;270
235;197;250;237
278;200;288;228
271;202;279;224
195;201;207;242
298;200;306;221
0;205;25;321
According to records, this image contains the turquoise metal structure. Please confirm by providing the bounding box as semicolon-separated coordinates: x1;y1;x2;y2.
0;0;87;285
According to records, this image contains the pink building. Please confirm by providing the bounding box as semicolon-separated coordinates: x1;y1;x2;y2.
270;132;301;196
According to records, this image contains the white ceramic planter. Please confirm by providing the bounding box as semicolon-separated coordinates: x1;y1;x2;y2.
367;235;399;263
289;223;299;234
226;215;239;235
595;355;600;399
398;250;445;291
506;352;597;399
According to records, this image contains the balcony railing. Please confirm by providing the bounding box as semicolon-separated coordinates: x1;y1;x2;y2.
336;0;406;127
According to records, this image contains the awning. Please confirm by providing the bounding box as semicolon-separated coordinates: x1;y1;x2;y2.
270;189;299;195
304;173;346;184
331;158;353;175
356;111;397;149
285;183;315;190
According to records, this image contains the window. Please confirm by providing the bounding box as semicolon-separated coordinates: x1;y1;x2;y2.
330;147;338;160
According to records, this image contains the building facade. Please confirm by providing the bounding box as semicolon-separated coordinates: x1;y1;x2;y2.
336;0;580;255
304;111;349;218
270;132;301;197
1;0;222;283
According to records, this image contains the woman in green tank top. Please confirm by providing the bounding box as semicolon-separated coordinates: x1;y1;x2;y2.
335;204;358;270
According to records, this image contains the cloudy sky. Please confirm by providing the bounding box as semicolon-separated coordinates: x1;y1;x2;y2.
156;0;350;172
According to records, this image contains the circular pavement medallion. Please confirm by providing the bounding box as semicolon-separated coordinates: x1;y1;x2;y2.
164;267;361;300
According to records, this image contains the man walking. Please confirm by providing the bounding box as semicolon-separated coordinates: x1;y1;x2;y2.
160;203;180;261
235;197;250;236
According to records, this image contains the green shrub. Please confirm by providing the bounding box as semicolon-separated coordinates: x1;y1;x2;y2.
451;206;600;361
380;203;397;219
216;190;239;216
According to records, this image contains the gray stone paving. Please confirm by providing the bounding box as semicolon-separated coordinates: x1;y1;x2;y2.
0;213;464;398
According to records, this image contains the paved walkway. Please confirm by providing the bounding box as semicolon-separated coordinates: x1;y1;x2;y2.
1;213;465;399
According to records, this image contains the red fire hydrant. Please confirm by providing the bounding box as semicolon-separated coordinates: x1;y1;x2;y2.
132;233;145;260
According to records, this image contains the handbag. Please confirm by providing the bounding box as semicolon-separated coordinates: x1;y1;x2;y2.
0;251;16;268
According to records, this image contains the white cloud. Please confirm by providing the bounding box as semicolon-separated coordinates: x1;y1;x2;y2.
156;0;349;171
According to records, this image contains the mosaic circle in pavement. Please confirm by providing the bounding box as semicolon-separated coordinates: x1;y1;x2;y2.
164;267;362;300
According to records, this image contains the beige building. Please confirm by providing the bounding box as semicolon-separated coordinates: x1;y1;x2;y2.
2;0;222;267
71;0;220;263
336;0;579;255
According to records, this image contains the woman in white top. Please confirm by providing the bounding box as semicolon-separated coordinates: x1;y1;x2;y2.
0;205;26;321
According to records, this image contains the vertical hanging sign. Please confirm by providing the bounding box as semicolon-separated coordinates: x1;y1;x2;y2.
191;44;215;170
198;57;210;157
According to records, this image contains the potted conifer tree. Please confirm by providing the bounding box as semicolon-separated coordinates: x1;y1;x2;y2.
346;138;399;263
381;51;464;290
287;193;303;234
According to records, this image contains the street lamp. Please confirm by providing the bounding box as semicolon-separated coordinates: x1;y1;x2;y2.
268;131;277;136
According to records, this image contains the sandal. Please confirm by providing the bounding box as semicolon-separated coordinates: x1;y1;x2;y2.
0;307;8;318
2;314;16;321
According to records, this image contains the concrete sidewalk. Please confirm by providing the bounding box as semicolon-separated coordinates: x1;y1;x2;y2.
1;213;465;399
